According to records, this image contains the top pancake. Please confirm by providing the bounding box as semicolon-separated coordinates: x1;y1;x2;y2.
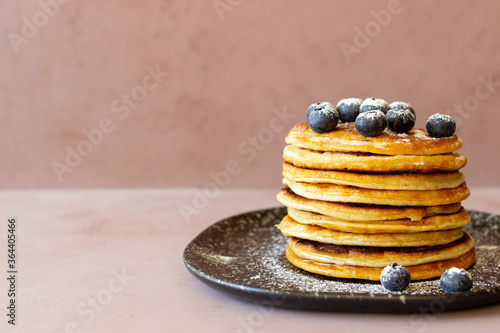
286;122;463;155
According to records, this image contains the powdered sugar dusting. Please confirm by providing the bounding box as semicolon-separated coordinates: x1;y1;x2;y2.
361;98;388;108
412;129;433;140
391;101;412;107
389;109;415;122
336;98;362;108
360;110;382;120
429;113;455;124
316;105;337;118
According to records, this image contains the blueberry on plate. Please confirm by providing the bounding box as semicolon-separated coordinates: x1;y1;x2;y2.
307;102;332;119
336;98;362;122
389;101;416;118
440;267;473;293
307;103;339;133
380;263;411;292
355;110;387;137
359;98;390;114
386;109;416;134
426;113;456;138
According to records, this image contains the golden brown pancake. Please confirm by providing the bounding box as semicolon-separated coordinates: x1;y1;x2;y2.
276;215;464;247
288;233;475;267
286;246;476;281
283;145;467;173
282;162;465;190
283;178;470;206
277;188;462;222
288;207;471;234
286;122;463;155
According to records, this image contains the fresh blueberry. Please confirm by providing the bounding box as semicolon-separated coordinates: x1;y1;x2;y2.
355;110;387;137
426;113;456;138
380;263;411;292
389;101;416;118
336;98;362;122
307;103;339;133
386;109;416;134
440;267;473;293
307;102;332;120
359;98;390;114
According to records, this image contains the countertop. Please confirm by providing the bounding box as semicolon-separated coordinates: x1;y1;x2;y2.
1;188;500;332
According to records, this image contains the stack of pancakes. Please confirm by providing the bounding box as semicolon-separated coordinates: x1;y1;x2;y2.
276;122;475;281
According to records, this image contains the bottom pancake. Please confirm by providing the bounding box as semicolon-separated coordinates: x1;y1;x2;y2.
288;233;475;267
286;246;476;281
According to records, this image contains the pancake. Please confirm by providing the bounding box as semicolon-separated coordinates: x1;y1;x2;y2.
286;122;463;155
288;233;475;267
277;118;474;282
286;246;476;281
277;188;462;221
283;145;467;173
282;162;465;190
276;215;464;247
288;207;471;234
283;178;470;206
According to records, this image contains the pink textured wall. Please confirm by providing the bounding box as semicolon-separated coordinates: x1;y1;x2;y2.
1;0;500;188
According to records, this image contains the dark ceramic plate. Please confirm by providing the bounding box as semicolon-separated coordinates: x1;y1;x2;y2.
183;208;500;313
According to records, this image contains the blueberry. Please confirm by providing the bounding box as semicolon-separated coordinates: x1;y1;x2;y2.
426;113;456;138
355;110;387;137
380;263;411;292
386;109;416;134
307;102;332;120
307;103;339;133
359;98;390;114
389;101;416;118
336;98;362;122
440;267;473;293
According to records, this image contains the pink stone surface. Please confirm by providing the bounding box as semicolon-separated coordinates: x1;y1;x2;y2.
0;188;499;332
1;0;500;188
